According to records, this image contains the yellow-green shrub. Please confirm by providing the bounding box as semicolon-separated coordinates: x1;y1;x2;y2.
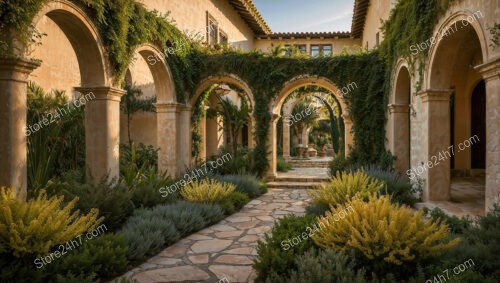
0;188;103;257
309;171;383;207
312;194;460;265
180;179;235;203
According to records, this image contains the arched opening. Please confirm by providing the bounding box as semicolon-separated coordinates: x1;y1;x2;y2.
121;45;176;149
425;12;487;214
389;65;411;174
280;90;343;161
268;76;351;178
122;44;179;176
31;2;107;89
470;80;486;170
24;1;111;189
191;75;255;165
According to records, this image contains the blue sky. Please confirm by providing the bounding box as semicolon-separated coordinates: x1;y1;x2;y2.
253;0;355;32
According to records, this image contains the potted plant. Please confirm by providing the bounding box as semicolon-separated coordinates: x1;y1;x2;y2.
296;144;306;158
317;137;327;157
308;147;317;157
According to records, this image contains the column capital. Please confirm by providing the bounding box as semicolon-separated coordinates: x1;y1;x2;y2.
155;102;182;113
271;113;281;122
178;104;192;112
475;57;500;81
0;58;40;82
74;86;125;102
342;112;352;123
418;89;452;102
388;103;410;114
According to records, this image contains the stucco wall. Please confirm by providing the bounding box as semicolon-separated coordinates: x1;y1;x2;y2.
30;15;81;97
386;0;500;208
361;0;395;50
254;38;362;54
139;0;256;50
120;112;158;148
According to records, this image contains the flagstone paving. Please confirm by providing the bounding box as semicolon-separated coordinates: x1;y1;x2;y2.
123;189;310;283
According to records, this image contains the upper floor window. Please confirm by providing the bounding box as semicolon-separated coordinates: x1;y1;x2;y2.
322;45;332;56
297;45;307;54
311;45;332;57
311;45;320;57
207;13;218;46
219;30;228;44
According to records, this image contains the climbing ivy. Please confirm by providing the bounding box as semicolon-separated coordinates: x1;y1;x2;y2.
182;51;388;176
379;0;461;91
191;85;214;160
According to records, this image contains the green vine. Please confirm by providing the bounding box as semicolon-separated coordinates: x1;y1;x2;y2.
379;0;461;92
186;51;387;176
191;85;214;160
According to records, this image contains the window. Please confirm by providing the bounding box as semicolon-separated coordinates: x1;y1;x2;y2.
311;45;332;57
219;30;228;44
284;44;293;56
207;13;218;46
376;32;380;46
297;45;307;54
284;45;307;56
311;45;320;57
322;45;332;56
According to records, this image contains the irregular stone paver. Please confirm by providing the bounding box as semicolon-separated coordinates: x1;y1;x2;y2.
133;265;210;282
124;188;310;282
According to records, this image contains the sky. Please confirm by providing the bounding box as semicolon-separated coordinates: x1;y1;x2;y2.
253;0;355;33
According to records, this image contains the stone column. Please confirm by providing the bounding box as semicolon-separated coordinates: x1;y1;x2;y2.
476;59;500;211
0;58;39;199
74;87;125;183
418;90;452;201
200;113;207;161
156;103;179;177
343;114;354;156
302;128;309;147
178;105;192;174
282;115;291;160
266;114;280;180
248;116;256;149
388;104;411;174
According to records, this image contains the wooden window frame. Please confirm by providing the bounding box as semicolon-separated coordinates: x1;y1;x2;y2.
206;12;218;46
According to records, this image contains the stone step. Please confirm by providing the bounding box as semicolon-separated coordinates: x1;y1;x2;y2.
288;161;330;168
291;164;330;168
274;176;330;182
267;181;325;190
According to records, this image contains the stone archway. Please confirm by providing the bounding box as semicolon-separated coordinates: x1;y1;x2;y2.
0;0;119;198
281;91;341;160
422;10;498;212
190;74;256;163
388;60;411;174
268;75;351;178
124;44;181;176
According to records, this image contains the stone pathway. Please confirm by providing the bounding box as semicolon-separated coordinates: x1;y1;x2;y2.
123;189;310;283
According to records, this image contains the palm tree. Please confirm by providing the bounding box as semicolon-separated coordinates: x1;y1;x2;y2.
291;98;320;146
207;96;250;154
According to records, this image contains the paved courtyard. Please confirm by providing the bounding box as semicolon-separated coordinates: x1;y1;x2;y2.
416;176;485;217
124;189;310;282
